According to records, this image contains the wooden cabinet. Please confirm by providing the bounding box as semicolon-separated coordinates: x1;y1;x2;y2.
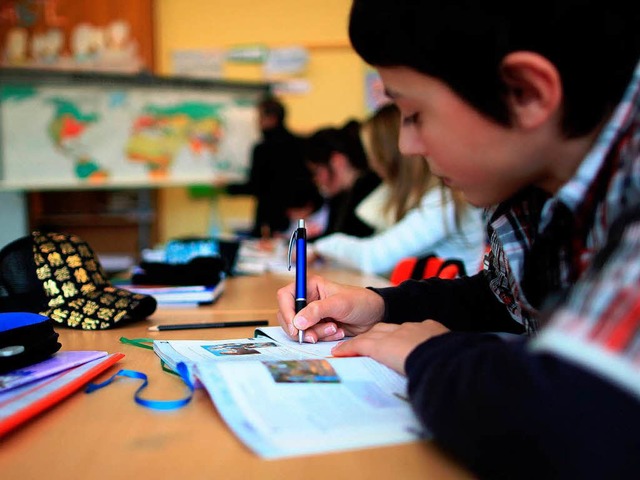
27;189;157;271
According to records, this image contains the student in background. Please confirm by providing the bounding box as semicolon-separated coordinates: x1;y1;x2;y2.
277;0;640;477
305;121;381;238
311;103;484;276
356;103;434;232
226;96;319;238
280;180;328;241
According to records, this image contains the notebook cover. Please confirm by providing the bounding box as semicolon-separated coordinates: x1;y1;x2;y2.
0;351;108;393
0;352;124;437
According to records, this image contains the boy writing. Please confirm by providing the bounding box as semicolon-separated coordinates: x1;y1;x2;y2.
276;0;640;477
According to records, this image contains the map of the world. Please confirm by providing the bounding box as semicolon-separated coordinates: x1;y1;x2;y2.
0;84;259;188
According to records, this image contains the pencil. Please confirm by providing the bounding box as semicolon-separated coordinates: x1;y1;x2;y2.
148;320;269;331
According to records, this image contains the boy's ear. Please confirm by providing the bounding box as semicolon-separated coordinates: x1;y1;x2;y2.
500;52;562;130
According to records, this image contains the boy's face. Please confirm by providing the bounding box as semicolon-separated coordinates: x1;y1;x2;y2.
258;110;277;132
378;66;549;207
308;153;346;198
308;162;336;197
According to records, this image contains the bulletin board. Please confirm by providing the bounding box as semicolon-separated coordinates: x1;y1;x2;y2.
0;68;271;190
0;0;154;73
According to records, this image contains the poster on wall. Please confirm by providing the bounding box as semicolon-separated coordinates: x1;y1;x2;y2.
172;49;225;79
0;0;154;73
0;81;262;189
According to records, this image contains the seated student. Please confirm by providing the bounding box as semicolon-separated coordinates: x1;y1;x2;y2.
280;181;328;241
226;96;319;238
277;0;640;478
305;121;381;238
310;103;484;276
354;104;430;233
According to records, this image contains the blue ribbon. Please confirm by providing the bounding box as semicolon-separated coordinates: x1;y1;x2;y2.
86;361;194;410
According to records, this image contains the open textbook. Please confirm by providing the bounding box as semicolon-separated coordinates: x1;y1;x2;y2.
153;326;424;458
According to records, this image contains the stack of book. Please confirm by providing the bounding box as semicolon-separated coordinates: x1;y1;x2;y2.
0;351;124;436
122;279;226;307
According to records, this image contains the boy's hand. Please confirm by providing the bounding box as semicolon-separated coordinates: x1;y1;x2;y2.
331;320;450;374
276;275;385;343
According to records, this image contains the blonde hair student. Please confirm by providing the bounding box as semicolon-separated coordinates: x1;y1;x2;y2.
358;102;434;226
311;103;484;276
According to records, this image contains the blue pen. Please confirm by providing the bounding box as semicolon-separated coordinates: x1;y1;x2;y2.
288;219;307;344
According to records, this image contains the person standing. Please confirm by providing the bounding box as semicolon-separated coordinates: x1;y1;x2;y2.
227;96;319;238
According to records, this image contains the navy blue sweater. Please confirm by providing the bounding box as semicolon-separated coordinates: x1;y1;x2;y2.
406;333;640;478
374;276;640;478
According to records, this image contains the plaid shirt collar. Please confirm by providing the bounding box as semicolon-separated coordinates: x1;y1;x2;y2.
484;60;640;333
541;60;640;227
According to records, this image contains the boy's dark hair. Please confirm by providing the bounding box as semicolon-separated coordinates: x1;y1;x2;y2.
305;127;345;168
258;96;286;125
287;179;325;212
349;0;640;137
305;122;369;171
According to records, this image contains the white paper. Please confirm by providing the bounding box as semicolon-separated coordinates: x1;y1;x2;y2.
153;327;337;373
154;326;424;458
195;357;421;458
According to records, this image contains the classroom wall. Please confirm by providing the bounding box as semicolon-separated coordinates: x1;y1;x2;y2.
154;0;368;241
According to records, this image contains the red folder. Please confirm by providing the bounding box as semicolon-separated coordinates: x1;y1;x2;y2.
0;352;124;437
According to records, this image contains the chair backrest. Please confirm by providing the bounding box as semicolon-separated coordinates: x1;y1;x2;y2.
390;254;467;286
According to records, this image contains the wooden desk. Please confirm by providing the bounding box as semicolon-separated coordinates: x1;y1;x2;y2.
0;270;473;480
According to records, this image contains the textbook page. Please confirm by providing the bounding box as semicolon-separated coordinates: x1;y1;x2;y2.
195;356;423;458
153;326;338;372
234;239;292;275
254;325;337;357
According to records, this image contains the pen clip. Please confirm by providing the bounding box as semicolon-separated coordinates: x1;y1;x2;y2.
287;228;298;271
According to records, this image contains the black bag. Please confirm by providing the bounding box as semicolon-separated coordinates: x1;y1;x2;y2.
0;312;61;374
132;256;225;286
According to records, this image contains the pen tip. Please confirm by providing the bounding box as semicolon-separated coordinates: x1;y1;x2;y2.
148;326;159;331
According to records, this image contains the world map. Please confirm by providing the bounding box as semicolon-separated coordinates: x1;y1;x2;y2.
0;84;258;187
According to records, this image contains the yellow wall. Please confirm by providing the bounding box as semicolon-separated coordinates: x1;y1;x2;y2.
154;0;367;241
